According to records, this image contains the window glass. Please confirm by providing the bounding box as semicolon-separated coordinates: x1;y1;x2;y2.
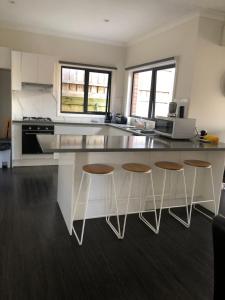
61;67;111;114
131;71;152;118
155;67;176;117
88;72;109;113
61;68;85;113
130;65;175;119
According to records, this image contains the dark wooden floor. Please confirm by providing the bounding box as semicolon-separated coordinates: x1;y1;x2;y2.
0;166;221;300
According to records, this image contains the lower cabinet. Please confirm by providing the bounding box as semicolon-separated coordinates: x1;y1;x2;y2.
12;124;22;161
54;125;132;136
55;125;104;135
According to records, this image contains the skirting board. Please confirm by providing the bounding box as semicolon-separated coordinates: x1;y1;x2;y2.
12;158;58;167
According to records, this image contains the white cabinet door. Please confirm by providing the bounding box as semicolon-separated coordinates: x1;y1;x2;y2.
55;125;103;135
11;51;22;91
12;124;22;160
21;52;38;83
37;55;55;85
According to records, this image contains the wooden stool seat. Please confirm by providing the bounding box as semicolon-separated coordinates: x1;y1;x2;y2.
155;161;183;171
184;160;211;168
122;163;151;173
83;164;114;175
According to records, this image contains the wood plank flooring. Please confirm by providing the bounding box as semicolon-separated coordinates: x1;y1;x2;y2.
0;166;219;300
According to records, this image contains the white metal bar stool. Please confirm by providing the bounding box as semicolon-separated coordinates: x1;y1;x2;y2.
155;161;189;231
72;164;121;246
120;163;158;239
184;159;217;223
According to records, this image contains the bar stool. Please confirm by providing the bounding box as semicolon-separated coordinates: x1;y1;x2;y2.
155;161;189;231
72;164;121;246
121;163;158;239
184;159;217;222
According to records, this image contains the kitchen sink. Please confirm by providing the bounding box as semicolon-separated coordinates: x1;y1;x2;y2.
140;129;155;134
125;127;156;136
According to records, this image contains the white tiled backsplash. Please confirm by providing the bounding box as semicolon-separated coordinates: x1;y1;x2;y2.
12;85;105;123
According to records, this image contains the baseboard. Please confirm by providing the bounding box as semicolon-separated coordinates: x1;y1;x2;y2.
12;158;58;167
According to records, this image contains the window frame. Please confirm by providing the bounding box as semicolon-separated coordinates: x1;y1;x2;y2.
60;66;112;115
130;63;176;120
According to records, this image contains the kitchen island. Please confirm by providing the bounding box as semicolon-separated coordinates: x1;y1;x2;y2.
38;134;225;234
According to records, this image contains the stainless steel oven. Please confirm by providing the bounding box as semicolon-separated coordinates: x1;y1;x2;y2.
22;124;54;154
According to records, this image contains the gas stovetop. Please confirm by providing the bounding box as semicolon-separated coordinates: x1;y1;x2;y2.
23;117;52;122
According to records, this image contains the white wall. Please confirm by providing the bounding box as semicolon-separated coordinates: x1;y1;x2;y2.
0;46;11;69
188;17;225;140
124;17;199;113
0;27;126;115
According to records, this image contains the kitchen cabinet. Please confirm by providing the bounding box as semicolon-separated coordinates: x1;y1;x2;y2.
21;52;56;85
54;124;132;136
11;51;22;91
55;125;104;135
37;54;56;85
12;51;56;89
12;124;22;161
21;52;38;83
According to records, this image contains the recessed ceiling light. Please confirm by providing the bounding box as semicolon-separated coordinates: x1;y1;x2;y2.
104;19;110;23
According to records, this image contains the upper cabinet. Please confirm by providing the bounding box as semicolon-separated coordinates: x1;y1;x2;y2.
11;51;22;91
37;54;56;85
21;52;38;83
11;51;57;90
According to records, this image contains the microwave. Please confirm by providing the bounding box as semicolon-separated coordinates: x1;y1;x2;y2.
154;117;196;139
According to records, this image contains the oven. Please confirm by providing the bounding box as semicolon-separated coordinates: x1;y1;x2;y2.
22;124;54;154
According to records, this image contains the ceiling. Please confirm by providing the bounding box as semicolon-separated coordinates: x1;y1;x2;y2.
0;0;225;45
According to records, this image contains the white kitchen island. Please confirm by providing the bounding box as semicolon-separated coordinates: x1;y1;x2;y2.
38;134;225;235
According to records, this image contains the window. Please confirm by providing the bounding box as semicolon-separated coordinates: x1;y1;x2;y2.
130;64;176;119
61;66;111;114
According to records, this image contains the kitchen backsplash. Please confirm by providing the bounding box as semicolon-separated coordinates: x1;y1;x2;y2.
12;85;105;123
12;85;155;127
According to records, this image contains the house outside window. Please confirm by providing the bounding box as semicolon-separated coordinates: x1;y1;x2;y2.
130;64;176;119
61;66;111;114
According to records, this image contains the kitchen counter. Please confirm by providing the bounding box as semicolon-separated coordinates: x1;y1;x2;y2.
37;134;225;153
42;133;225;235
12;120;150;136
12;119;106;126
